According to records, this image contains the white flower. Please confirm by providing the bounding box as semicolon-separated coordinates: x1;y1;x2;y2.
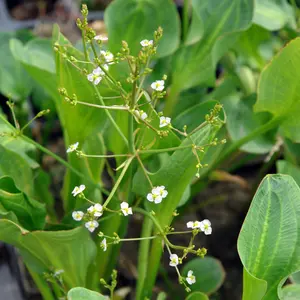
169;254;179;267
186;221;201;229
140;39;153;47
67;142;79;153
100;238;107;251
100;50;114;63
87;67;104;85
159;116;171;128
199;219;212;235
72;185;86;197
120;202;133;216
146;186;167;204
134;110;148;121
72;211;84;221
152;186;168;198
87;203;103;217
85;220;99;233
151;80;165;91
186;270;196;285
94;35;108;41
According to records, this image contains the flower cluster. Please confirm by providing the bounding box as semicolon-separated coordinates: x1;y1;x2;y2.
71;185;133;233
87;66;107;85
187;219;212;235
147;186;168;204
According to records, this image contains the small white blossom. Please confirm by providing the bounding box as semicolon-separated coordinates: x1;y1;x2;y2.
94;35;108;41
186;221;201;229
159;116;171;128
100;50;114;63
87;67;105;85
67;142;79;153
152;186;168;198
169;254;179;267
186;270;196;285
72;211;84;221
199;219;212;235
72;185;86;197
85;220;99;233
140;39;153;47
120;202;133;216
146;186;168;204
87;203;103;217
100;238;107;251
134;110;148;121
151;80;165;91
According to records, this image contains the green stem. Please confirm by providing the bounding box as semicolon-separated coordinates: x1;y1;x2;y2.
209;116;283;171
120;235;157;242
136;217;154;300
139;144;192;154
81;153;132;158
93;86;129;147
77;101;129;110
103;157;134;207
182;0;190;43
81;30;89;61
26;266;55;300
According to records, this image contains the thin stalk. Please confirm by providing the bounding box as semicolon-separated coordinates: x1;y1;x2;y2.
7;102;20;130
120;236;157;242
81;153;132;158
139;144;192;154
93;86;129;147
21;113;43;132
136;217;154;300
182;0;190;43
103;157;134;207
81;30;89;61
136;154;153;188
209;117;283;171
26;266;55;300
77;101;129;110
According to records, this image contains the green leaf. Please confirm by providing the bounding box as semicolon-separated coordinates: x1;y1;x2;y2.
0;34;32;100
67;287;106;300
172;0;254;91
222;94;275;154
0;144;35;196
0;176;46;230
105;0;180;58
0;220;96;289
185;292;209;300
277;160;300;188
253;0;296;31
238;174;300;299
242;267;267;300
255;38;300;142
182;256;225;294
281;284;300;300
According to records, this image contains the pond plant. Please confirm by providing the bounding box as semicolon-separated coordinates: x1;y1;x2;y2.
1;1;300;299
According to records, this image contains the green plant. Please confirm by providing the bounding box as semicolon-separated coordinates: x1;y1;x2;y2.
1;0;300;299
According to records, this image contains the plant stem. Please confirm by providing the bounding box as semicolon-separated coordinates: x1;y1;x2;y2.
81;153;132;158
103;157;134;207
120;235;157;242
209;116;283;170
182;0;190;43
81;30;89;61
136;217;153;300
139;144;192;154
77;101;129;110
93;86;129;147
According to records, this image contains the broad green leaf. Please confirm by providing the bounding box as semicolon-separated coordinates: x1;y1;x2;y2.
255;38;300;142
0;34;32;100
0;220;96;289
277;160;300;187
0;145;34;196
242;267;267;300
238;174;300;299
185;292;209;300
105;0;180;58
157;292;167;300
182;256;225;294
172;0;254;91
281;284;300;300
222;94;275;154
0;176;46;230
253;0;296;31
68;287;106;300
